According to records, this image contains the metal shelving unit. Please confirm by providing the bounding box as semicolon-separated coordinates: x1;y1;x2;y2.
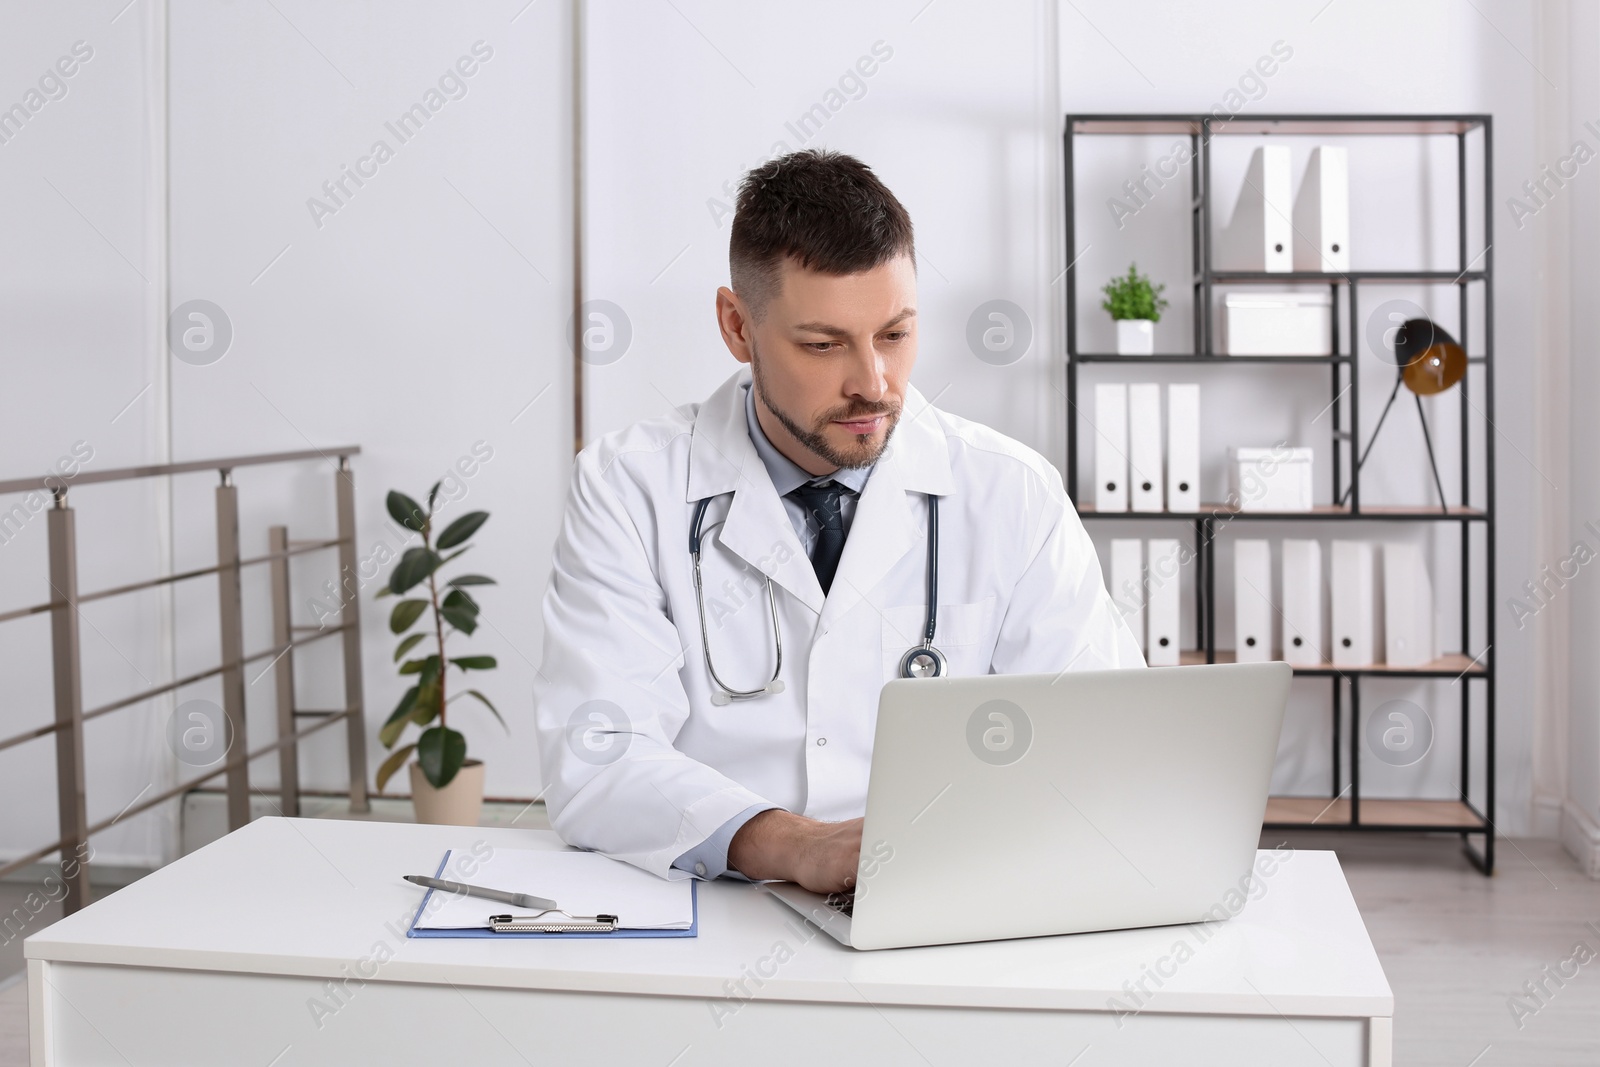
1063;113;1496;873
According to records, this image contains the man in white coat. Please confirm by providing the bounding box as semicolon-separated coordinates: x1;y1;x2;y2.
534;150;1143;894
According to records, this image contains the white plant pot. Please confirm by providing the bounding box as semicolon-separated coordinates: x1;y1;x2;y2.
1116;318;1155;355
410;758;485;826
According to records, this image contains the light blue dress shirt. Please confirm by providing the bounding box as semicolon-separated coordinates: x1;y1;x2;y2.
670;382;877;880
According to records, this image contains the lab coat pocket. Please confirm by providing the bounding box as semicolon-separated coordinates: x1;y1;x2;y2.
881;596;998;679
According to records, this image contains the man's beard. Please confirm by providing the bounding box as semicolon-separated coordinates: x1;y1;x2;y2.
750;344;900;470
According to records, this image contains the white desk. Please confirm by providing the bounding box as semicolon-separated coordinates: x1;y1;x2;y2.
27;818;1392;1066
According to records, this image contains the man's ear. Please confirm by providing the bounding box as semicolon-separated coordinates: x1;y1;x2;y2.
716;286;754;365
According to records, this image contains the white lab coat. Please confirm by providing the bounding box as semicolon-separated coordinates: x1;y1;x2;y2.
533;368;1144;878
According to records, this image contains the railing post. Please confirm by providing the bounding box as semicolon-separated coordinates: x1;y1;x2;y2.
335;455;371;813
268;526;301;818
215;470;251;830
47;490;91;913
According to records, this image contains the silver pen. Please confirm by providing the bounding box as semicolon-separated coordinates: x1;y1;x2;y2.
404;874;558;912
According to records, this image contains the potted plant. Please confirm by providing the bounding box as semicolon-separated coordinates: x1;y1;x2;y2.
1101;263;1169;355
374;483;505;825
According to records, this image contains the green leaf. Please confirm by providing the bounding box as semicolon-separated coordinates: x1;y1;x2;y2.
426;480;443;511
446;574;496;588
460;688;508;733
417;726;467;789
375;743;416;793
388;599;428;635
393;633;426;662
440;588;479;635
375;586;393;599
409;680;442;727
435;511;489;550
379;687;419;748
450;655;497;671
386;490;428;533
437;546;471;568
398;654;439;676
387;547;442;596
1100;262;1169;323
442;588;478;610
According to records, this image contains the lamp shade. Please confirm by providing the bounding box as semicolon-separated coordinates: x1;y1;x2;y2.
1394;318;1466;396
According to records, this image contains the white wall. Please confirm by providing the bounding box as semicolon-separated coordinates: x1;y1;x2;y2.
581;0;1063;459
1;0;574;869
584;0;1552;833
164;0;574;810
0;1;171;868
1551;1;1600;869
1;0;1579;870
1059;0;1544;832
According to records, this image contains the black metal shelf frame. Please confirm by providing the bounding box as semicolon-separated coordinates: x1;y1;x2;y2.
1063;113;1496;874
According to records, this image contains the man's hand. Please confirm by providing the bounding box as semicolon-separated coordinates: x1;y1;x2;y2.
727;810;862;893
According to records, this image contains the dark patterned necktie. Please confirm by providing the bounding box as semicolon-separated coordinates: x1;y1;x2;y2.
788;480;847;594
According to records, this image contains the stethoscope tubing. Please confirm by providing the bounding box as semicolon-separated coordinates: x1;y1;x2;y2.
690;491;941;701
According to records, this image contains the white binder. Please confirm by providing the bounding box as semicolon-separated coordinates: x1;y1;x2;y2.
1281;539;1323;666
1166;383;1200;513
1109;538;1144;654
1094;383;1129;512
1383;542;1435;667
1233;539;1272;663
1218;146;1293;273
1146;538;1182;666
1292;146;1350;273
1128;383;1163;512
1331;541;1378;667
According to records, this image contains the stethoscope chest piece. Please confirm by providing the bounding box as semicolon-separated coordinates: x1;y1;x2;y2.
899;645;947;679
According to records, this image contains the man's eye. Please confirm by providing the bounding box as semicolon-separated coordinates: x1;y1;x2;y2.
806;342;836;352
882;332;907;343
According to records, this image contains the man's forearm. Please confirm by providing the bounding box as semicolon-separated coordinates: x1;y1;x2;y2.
727;809;863;892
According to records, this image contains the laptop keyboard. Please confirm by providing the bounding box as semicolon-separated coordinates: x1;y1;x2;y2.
823;891;855;916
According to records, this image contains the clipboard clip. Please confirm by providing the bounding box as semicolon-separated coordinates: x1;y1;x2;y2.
488;912;620;934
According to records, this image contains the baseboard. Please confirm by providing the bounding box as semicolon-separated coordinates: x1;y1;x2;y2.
0;863;151;890
1560;799;1600;879
1;791;551;884
1532;793;1564;839
178;789;550;856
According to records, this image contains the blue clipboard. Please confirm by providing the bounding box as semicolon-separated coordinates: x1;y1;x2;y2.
405;849;699;939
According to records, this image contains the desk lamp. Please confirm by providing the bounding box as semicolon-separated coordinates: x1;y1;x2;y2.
1338;317;1466;513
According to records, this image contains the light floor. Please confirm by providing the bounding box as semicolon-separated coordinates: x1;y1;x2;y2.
1278;831;1600;1066
2;832;1597;1065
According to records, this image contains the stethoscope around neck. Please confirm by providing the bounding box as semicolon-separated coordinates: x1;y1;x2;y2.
689;492;946;705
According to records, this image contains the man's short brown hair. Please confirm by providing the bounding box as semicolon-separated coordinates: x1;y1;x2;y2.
729;149;915;320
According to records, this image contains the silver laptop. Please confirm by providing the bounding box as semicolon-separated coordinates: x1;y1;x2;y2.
766;661;1292;950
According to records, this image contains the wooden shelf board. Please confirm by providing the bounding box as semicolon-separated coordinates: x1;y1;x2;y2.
1076;503;1485;520
1265;797;1486;829
1071;353;1349;364
1204;270;1487;284
1068;116;1486;137
1170;650;1485;676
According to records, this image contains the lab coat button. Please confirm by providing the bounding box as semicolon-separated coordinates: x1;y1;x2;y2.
694;862;708;877
816;737;827;746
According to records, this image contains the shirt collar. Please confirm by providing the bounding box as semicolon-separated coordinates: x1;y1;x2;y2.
743;381;873;497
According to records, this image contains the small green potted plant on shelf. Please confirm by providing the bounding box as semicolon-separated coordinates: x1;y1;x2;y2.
375;483;505;826
1102;262;1170;355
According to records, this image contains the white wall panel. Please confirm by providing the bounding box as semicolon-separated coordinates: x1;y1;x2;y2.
582;0;1062;462
166;0;574;806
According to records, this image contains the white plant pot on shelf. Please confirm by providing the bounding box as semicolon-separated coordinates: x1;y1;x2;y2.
1116;319;1155;355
